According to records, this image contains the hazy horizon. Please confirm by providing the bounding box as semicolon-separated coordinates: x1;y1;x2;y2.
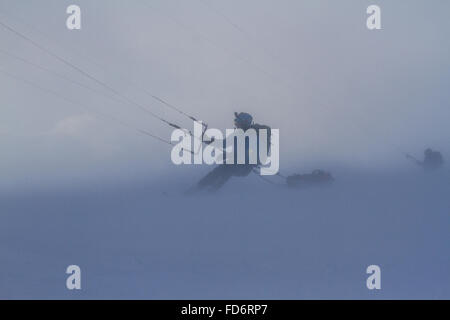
1;0;449;193
1;1;449;300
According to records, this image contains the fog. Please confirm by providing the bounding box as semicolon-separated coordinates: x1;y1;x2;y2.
0;0;449;299
1;0;449;192
1;171;449;299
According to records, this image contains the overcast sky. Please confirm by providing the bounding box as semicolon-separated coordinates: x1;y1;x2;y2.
1;0;449;192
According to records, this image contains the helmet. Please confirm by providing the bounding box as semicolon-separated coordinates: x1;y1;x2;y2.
234;112;253;129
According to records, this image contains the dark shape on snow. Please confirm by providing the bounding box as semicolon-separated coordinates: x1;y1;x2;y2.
406;148;444;171
286;170;334;188
192;112;271;193
197;164;255;192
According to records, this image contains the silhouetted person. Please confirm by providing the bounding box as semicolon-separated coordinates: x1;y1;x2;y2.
194;112;271;192
406;148;444;171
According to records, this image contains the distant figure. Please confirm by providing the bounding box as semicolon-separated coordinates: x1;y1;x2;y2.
286;170;334;188
194;112;271;192
406;148;444;171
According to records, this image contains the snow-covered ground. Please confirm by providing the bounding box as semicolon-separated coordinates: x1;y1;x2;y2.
1;170;449;299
